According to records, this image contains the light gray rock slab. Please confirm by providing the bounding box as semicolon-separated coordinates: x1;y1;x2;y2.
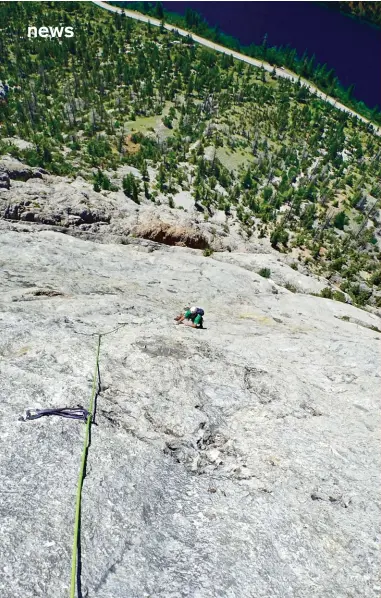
0;223;379;598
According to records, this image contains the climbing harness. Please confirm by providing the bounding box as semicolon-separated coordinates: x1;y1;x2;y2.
19;406;90;422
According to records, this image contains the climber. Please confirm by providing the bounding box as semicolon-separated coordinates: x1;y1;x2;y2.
174;306;204;329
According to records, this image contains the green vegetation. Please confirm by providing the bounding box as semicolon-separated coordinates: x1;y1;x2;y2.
320;2;381;28
93;169;115;191
258;268;271;279
0;1;380;308
284;282;297;293
320;287;346;302
122;173;141;203
202;247;214;257
111;1;381;124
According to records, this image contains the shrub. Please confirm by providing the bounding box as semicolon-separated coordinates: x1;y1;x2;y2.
330;257;346;272
162;116;173;129
203;247;214;257
333;290;346;302
270;227;289;249
370;271;381;286
123;173;140;203
263;186;273;201
348;283;372;306
285;282;297;293
333;211;349;230
320;287;333;299
320;287;345;303
93;170;111;192
258;267;271;278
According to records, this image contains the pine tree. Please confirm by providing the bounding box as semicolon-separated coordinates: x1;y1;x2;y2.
157;164;166;192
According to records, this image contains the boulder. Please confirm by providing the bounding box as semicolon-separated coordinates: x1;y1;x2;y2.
0;157;43;182
0;171;10;189
3;203;19;219
19;211;35;222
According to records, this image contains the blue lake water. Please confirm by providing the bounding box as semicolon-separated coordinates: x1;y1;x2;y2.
162;1;380;108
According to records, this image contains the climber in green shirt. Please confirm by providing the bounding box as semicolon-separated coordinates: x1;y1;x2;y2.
174;306;204;328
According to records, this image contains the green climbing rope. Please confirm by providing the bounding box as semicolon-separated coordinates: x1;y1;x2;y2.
70;334;101;598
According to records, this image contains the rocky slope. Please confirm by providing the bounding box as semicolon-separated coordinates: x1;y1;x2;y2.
0;175;380;597
2;0;381;312
0;155;347;296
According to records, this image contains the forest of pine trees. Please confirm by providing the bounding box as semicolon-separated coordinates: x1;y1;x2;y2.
112;1;381;125
0;1;380;307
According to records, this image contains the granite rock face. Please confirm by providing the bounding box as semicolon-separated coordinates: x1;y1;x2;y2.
0;219;380;598
0;156;44;182
0;171;10;190
0;156;284;255
0;158;332;294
